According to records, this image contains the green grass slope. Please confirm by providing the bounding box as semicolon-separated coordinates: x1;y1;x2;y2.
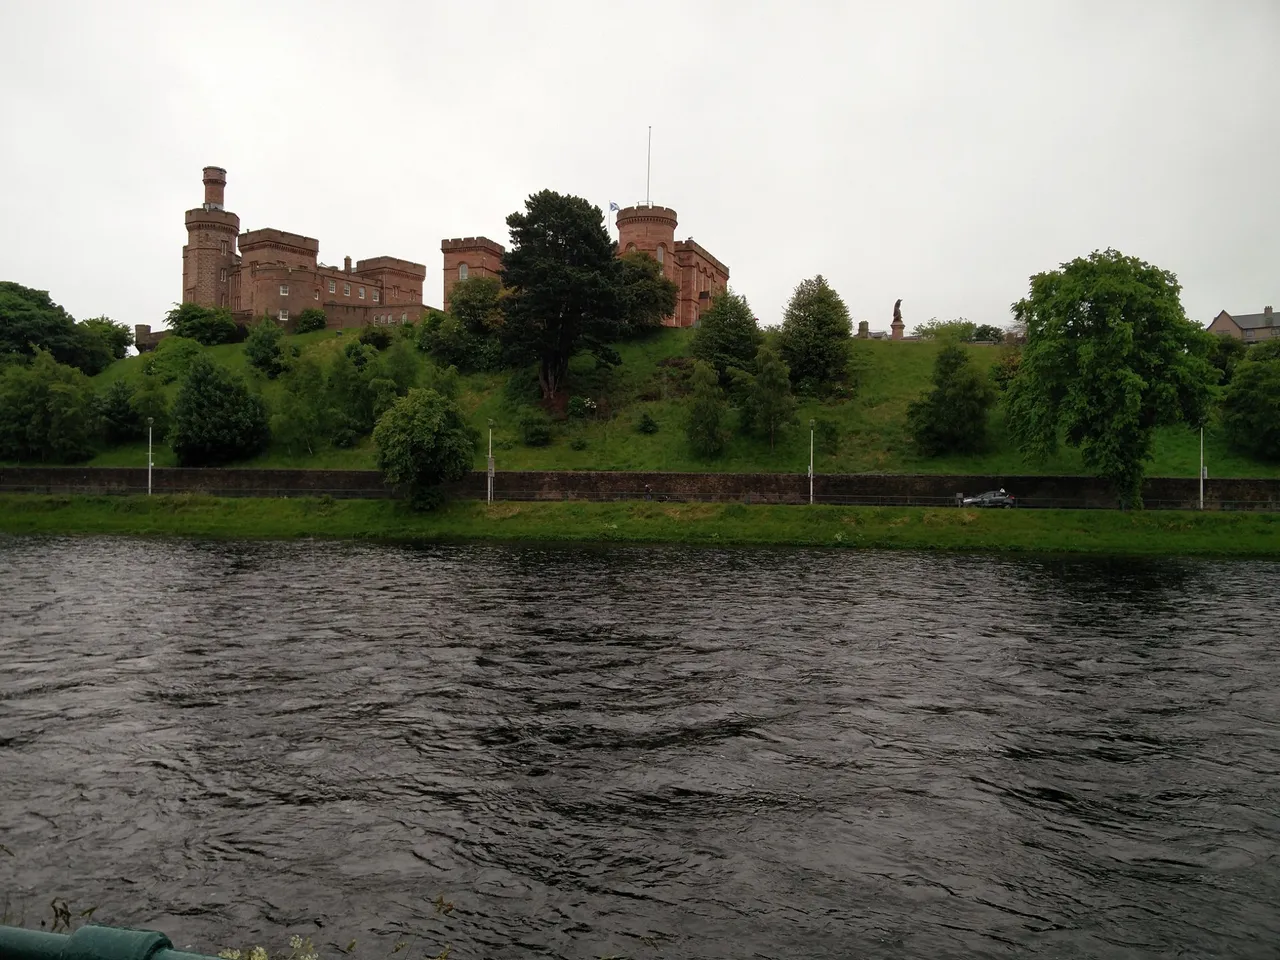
79;328;1278;478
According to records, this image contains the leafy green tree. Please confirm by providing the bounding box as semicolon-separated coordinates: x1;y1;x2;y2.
907;345;996;456
0;282;114;374
1208;334;1249;386
1006;249;1217;506
130;377;170;440
690;290;762;380
271;356;328;456
325;342;381;446
989;343;1022;393
144;335;203;384
972;323;1006;343
169;355;269;466
96;379;142;444
244;315;287;378
382;337;420;395
165;302;238;345
617;251;679;336
293;308;328;334
1222;350;1280;460
778;275;853;393
0;348;100;462
80;317;134;360
736;343;797;450
417;310;474;371
373;387;477;509
500;190;626;399
449;276;506;337
913;318;977;341
685;360;731;457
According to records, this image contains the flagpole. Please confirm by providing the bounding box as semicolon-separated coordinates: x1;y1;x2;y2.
646;125;651;206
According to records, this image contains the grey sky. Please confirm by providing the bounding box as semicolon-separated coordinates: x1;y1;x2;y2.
1;0;1275;334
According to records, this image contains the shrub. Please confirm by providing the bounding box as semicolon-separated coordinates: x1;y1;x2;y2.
0;348;99;462
170;355;270;466
1222;351;1280;460
907;345;996;456
520;414;552;446
165;303;238;345
96;379;142;444
637;411;659;434
373;387;477;509
567;395;597;419
146;336;203;384
293;308;328;334
359;326;393;350
244;316;287;378
569;436;587;450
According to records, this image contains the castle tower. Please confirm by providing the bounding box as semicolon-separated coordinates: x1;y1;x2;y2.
441;237;505;312
182;166;240;308
615;204;678;285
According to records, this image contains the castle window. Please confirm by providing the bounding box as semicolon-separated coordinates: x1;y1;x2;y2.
219;268;227;283
625;243;637;253
278;309;289;323
329;280;336;294
373;290;380;302
656;244;665;265
401;313;407;323
343;283;351;297
279;284;289;297
359;287;366;299
458;263;469;281
314;289;319;300
220;240;228;256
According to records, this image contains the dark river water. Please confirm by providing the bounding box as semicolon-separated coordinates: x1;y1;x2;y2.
2;537;1279;959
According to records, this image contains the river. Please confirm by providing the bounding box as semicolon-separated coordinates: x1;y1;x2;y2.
2;536;1279;958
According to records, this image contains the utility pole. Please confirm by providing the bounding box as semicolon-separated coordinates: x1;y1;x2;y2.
646;126;652;206
147;417;154;496
1199;425;1205;511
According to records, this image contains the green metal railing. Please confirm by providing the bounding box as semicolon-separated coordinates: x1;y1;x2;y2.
0;924;217;960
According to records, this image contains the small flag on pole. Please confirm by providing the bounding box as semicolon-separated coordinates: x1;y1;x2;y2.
609;202;620;212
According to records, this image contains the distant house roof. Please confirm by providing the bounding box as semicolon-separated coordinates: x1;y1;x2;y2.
1217;308;1275;330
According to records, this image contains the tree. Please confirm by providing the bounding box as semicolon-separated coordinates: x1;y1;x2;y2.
80;317;134;360
144;335;202;384
382;337;420;395
1222;349;1280;460
165;302;238;345
293;308;328;334
914;318;977;341
244;315;287;378
972;323;1006;343
169;355;270;466
130;377;170;440
0;348;100;462
373;387;477;509
499;190;626;399
690;290;762;380
617;251;679;336
96;379;142;444
778;275;853;393
1006;249;1217;506
736;343;797;450
0;281;113;374
1208;334;1249;386
325;342;381;446
271;356;328;456
685;360;731;457
449;276;506;337
907;345;996;456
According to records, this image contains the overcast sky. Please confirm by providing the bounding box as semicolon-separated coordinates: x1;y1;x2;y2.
1;0;1276;334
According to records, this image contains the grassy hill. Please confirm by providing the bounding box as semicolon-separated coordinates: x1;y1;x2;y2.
82;328;1277;479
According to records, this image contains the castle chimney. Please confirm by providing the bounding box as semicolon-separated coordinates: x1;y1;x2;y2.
202;166;226;210
1266;306;1274;316
344;256;352;274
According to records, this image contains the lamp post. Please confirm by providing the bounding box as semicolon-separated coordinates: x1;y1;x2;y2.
808;418;815;505
486;418;495;504
146;417;154;496
1199;425;1205;511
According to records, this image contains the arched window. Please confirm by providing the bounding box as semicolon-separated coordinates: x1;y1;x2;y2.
625;243;637;253
459;263;469;281
656;244;665;265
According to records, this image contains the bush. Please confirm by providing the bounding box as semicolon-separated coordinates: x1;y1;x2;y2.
170;355;270;466
165;303;238;345
567;395;597;419
244;316;287;378
685;360;730;458
1222;352;1280;460
373;387;477;509
907;345;996;456
778;275;853;394
359;326;393;350
0;348;99;462
637;411;659;434
569;436;587;450
520;415;552;446
97;379;142;444
293;308;328;334
145;336;203;384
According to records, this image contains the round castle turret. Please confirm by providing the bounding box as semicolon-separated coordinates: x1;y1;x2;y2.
183;165;239;307
616;204;678;280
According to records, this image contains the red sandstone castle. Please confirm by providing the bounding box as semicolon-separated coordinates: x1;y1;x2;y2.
139;167;727;349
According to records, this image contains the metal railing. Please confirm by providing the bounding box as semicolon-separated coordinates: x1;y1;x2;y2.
0;923;216;960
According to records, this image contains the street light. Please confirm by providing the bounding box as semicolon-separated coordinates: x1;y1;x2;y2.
1199;424;1205;511
486;418;495;504
808;418;815;505
146;417;154;496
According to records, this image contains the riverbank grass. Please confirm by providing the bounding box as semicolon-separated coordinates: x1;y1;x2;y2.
1;495;1277;556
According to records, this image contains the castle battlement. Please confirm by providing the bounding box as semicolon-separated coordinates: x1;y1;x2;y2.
441;236;505;254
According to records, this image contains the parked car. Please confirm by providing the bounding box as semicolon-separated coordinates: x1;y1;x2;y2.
962;489;1016;508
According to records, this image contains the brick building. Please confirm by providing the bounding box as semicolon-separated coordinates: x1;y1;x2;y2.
1207;306;1278;342
441;201;728;327
139;166;427;351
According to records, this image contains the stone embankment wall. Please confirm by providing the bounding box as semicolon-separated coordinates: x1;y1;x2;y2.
3;467;1279;510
